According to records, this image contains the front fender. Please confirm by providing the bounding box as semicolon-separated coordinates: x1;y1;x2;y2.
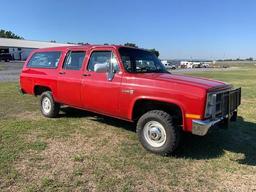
129;96;186;129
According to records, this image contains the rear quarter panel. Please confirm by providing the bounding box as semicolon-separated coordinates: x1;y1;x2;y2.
20;48;66;100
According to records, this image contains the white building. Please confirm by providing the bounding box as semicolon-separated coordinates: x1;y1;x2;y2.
7;47;34;60
0;38;75;60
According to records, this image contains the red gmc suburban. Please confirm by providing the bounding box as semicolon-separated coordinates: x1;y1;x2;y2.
20;45;241;155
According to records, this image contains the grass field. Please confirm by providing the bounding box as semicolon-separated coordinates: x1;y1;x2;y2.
0;65;255;191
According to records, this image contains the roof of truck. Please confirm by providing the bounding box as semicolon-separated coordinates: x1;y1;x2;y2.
32;45;147;53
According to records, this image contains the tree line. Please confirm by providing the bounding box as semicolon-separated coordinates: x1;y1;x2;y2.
218;57;254;61
123;43;160;57
0;29;24;39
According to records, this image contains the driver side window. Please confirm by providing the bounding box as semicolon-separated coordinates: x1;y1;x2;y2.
87;51;119;72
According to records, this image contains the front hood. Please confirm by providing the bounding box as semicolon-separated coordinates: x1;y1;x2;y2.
135;73;230;90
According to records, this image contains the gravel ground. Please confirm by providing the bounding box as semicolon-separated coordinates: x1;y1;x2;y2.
0;61;237;82
0;61;24;82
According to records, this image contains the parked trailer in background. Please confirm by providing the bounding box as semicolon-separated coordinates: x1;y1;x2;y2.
161;60;176;70
180;61;193;68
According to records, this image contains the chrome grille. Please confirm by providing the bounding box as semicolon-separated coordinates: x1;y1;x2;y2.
216;88;241;117
205;88;241;119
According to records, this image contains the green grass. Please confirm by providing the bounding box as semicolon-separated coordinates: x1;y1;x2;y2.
0;66;256;191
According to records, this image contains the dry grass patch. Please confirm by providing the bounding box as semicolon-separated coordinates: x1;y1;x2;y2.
12;126;131;191
219;172;256;192
14;136;97;191
8;111;42;121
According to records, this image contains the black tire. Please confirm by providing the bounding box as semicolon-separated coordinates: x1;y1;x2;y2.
40;91;60;118
136;110;180;155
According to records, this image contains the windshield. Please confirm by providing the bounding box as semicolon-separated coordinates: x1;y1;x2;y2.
119;47;167;73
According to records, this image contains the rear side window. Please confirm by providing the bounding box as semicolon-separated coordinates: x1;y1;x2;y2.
63;51;86;70
27;51;61;68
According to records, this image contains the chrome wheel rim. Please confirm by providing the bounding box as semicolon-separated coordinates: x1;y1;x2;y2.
42;97;51;114
143;121;166;147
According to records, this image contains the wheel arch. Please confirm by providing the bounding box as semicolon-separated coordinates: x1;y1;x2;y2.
33;85;52;96
130;97;185;128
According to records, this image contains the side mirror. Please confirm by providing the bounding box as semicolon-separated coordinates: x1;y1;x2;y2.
94;63;116;81
94;63;109;73
107;69;115;81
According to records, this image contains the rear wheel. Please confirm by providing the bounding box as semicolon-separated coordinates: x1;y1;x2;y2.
136;110;181;155
40;91;60;118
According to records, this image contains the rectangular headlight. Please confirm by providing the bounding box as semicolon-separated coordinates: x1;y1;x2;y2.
205;93;217;118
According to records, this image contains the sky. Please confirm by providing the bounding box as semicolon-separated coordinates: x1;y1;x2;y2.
0;0;256;59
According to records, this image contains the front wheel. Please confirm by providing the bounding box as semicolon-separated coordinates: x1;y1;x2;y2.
40;91;60;118
136;110;181;155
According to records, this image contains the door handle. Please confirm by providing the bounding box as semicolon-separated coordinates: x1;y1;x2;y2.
59;71;65;75
82;74;91;77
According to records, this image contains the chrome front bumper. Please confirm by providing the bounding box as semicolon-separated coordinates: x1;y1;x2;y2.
192;87;241;136
192;116;226;136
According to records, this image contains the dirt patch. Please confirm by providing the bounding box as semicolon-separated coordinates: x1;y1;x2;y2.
8;111;42;121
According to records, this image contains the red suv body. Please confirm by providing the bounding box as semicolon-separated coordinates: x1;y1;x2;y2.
20;45;241;155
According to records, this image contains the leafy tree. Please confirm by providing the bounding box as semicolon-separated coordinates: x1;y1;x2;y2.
123;43;160;57
124;42;138;48
246;57;253;61
148;48;160;57
77;42;90;45
0;29;24;39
